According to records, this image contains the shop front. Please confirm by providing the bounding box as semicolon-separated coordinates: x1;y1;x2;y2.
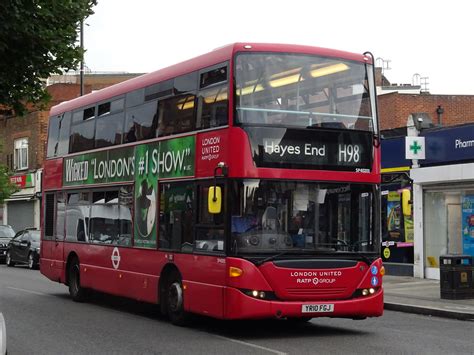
381;137;414;276
4;171;42;233
411;124;474;279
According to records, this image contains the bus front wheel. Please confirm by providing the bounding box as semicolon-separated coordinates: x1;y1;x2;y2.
68;258;87;302
166;273;189;326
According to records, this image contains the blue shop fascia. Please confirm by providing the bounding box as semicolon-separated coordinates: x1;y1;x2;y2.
381;123;474;279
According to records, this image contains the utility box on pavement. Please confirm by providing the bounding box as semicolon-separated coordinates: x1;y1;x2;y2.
439;255;473;300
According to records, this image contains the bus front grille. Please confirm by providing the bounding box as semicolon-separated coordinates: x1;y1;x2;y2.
285;287;347;297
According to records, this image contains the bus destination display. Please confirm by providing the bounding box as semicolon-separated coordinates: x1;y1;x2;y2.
246;127;373;171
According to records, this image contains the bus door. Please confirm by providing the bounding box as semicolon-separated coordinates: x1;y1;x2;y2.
159;181;226;317
189;183;226;316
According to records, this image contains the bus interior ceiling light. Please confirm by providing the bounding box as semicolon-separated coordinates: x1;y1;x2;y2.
267;63;350;88
237;84;264;96
269;74;303;88
310;63;349;78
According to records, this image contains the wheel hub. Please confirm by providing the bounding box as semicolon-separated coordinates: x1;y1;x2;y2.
168;282;183;312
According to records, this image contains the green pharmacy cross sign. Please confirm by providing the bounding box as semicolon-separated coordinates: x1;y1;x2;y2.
405;136;425;160
410;141;422;155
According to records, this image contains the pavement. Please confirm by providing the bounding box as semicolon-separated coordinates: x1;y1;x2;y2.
383;275;474;321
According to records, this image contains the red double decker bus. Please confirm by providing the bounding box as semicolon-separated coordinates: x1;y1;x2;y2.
41;43;384;324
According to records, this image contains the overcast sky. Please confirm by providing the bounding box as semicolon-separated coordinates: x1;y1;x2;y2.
84;0;472;95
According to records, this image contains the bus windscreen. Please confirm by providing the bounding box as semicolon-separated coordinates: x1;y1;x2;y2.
235;53;375;132
230;180;379;256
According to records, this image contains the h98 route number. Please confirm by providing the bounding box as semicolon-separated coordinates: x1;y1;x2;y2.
338;144;360;163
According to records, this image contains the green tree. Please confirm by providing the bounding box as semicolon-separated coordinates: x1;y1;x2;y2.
0;143;17;204
0;165;17;204
0;0;97;115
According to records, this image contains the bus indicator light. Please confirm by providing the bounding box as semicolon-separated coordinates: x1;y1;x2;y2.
229;267;243;278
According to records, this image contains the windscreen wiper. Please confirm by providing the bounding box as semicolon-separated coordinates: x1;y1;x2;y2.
254;249;334;266
255;251;289;266
350;253;372;266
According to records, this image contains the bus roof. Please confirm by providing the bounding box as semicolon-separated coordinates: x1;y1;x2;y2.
50;43;370;116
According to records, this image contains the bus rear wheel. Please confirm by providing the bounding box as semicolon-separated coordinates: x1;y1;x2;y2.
166;273;189;326
68;258;87;302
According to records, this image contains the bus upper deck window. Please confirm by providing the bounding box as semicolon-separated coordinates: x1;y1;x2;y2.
83;107;95;120
200;66;227;89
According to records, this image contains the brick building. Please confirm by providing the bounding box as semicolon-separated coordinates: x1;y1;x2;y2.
0;73;142;231
375;68;474;131
378;93;474;130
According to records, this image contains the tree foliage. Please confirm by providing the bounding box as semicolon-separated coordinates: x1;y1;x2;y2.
0;0;97;115
0;165;17;204
0;142;17;204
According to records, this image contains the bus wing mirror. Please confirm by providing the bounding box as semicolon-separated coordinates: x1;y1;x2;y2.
208;186;222;214
402;189;412;216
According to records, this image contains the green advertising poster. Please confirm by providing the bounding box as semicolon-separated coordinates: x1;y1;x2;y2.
63;137;195;249
134;136;195;248
404;216;414;243
134;142;160;248
387;191;401;240
63;147;134;186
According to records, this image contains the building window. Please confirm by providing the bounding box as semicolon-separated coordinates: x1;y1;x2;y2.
14;138;28;170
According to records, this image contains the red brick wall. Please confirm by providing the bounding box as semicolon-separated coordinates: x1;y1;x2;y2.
46;83;94;108
0;76;141;171
378;93;474;130
0;111;48;170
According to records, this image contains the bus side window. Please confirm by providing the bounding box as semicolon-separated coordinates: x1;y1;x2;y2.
56;193;66;242
124;101;158;143
44;193;55;240
158;182;195;253
95;112;124;148
157;94;196;137
46;115;61;158
197;85;228;129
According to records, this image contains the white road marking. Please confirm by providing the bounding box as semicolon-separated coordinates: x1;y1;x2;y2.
212;334;287;355
6;286;49;296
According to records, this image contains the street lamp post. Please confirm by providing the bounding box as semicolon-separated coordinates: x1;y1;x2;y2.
80;20;84;96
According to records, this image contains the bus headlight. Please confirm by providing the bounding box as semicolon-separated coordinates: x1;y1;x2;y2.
353;287;380;298
241;289;277;300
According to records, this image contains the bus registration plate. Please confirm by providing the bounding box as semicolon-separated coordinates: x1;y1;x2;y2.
302;304;334;313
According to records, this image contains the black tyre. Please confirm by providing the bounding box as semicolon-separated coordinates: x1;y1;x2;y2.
166;273;189;326
6;251;14;267
28;252;37;270
68;258;87;302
